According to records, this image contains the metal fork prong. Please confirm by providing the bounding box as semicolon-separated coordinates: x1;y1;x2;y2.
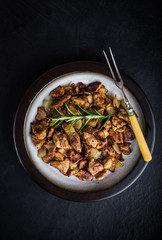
109;47;123;84
103;50;117;82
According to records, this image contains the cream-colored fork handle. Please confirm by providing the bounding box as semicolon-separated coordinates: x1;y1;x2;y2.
129;114;152;162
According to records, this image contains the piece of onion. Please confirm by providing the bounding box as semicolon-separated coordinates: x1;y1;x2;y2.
115;159;123;168
37;146;46;158
43;99;53;116
113;95;120;108
106;104;116;115
74;119;82;131
113;143;121;154
88;148;101;160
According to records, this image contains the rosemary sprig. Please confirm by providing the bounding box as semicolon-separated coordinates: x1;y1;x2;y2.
50;104;111;133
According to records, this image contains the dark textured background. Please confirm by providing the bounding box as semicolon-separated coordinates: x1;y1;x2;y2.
0;0;161;239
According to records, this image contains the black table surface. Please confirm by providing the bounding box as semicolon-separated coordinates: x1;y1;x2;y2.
1;0;161;239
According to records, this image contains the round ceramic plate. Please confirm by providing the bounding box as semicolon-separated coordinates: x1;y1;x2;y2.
13;62;155;202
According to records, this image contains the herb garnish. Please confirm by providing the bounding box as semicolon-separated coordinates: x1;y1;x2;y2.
50;104;111;133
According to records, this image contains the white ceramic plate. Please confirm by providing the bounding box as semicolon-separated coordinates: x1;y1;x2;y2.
24;72;145;192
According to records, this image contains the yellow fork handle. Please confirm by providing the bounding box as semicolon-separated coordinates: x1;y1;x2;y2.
129;114;152;162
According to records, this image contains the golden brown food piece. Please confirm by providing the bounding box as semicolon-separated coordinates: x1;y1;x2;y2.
40;118;50;128
69;131;82;152
72;97;86;107
104;120;112;131
53;152;65;161
82;126;98;134
103;156;116;172
47;127;55;139
50;85;65;98
117;107;129;123
31;135;45;149
86;81;102;93
88;160;104;176
95;169;107;180
109;129;124;144
53;132;71;149
66;167;79;177
78;160;88;169
76;170;93;181
63;124;82;152
31;123;47;140
119;142;131;155
44;141;56;154
50;158;69;175
123;126;135;142
50;95;71;108
83;132;107;149
77;82;87;90
58;148;68;157
93;93;105;106
66;149;83;163
97;129;109;138
103;144;116;156
43;153;55;163
69;160;78;170
83;132;99;148
35;107;47;121
111;116;127;128
83;144;92;158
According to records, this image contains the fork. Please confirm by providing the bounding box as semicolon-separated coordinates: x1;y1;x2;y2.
103;48;152;162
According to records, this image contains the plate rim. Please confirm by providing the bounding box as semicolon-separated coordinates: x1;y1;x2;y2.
13;61;156;202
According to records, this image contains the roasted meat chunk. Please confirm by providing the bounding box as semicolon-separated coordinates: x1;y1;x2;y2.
31;123;47;140
36;107;47;121
50;158;69;175
95;169;107;181
67;149;83;163
86;81;102;92
53;132;71;149
117;107;129;123
47;127;55;139
103;156;116;172
44;141;56;154
50;95;71;108
109;129;124;144
76;170;93;181
63;124;82;152
88;160;104;176
50;85;65;98
123;126;135;141
119;143;131;155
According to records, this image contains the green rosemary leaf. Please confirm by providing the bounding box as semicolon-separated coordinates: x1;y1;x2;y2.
78;118;92;133
65;103;75;116
94;109;102;116
77;105;96;115
55;108;64;116
98;117;111;131
68;119;77;134
54;120;64;128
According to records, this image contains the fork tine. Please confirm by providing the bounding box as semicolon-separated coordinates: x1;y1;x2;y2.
103;50;117;82
109;47;123;84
